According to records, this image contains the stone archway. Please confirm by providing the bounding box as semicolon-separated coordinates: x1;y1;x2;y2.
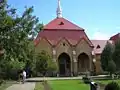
58;53;71;76
78;53;90;72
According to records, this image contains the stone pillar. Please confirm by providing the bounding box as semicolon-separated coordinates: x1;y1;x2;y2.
73;58;78;76
89;55;92;71
52;48;58;76
70;59;73;76
72;50;78;76
52;49;56;62
91;50;95;71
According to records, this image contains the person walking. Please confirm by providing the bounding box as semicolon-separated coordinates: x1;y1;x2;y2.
22;70;26;84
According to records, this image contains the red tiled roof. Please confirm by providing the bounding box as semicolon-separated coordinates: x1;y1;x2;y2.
35;30;93;46
44;17;84;30
91;40;113;54
110;33;120;41
35;17;93;47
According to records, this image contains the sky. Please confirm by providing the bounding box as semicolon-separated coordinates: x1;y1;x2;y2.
8;0;120;40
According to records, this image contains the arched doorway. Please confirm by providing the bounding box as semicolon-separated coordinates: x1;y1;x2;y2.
58;53;71;76
78;53;90;72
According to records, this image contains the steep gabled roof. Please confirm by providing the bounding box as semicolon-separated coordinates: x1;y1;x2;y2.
35;29;93;47
44;17;84;30
35;16;94;47
91;40;113;54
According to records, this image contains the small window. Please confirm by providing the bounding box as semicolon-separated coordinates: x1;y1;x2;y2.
63;43;65;46
96;45;100;49
59;21;64;25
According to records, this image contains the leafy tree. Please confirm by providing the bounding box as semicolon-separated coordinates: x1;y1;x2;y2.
35;51;48;76
47;59;58;72
0;0;43;79
113;39;120;71
108;60;116;75
33;50;58;76
105;82;120;90
101;42;113;71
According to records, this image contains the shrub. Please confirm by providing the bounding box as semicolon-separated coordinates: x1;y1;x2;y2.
104;82;120;90
0;79;4;85
82;76;91;84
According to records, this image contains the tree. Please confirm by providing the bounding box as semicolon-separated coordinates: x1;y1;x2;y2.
101;42;113;71
105;82;120;90
0;0;43;79
108;60;116;75
33;50;58;76
113;39;120;71
35;51;48;76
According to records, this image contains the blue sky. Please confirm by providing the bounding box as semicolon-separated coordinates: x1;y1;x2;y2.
8;0;120;40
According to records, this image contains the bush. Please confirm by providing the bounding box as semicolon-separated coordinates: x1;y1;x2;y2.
108;60;116;75
82;76;91;84
0;79;4;85
104;82;120;90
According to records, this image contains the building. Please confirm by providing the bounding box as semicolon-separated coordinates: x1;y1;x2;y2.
110;33;120;42
34;0;118;76
91;40;113;73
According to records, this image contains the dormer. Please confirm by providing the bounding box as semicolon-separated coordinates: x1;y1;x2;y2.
96;45;100;49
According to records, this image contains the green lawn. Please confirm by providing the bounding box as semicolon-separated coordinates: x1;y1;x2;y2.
34;79;120;90
48;80;90;90
34;82;44;90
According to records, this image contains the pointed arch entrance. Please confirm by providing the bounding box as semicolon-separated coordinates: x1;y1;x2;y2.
58;53;71;76
78;53;90;72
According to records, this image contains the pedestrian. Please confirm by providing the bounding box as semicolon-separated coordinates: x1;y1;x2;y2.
22;70;26;84
18;70;22;84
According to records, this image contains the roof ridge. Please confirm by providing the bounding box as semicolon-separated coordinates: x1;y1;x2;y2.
43;17;84;30
61;17;84;30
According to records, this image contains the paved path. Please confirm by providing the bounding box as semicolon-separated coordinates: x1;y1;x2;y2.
5;75;108;90
26;75;108;82
6;82;35;90
26;76;83;82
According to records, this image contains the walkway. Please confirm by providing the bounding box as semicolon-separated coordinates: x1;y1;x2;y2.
6;75;108;90
26;76;83;82
6;82;35;90
26;75;108;82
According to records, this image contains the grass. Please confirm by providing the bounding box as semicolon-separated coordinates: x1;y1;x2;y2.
48;80;90;90
34;79;120;90
0;81;12;90
34;82;44;90
95;80;120;85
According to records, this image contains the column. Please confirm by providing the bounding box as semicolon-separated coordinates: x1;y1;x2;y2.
52;49;59;76
72;50;78;76
89;55;92;71
52;49;56;62
73;58;78;76
92;50;96;74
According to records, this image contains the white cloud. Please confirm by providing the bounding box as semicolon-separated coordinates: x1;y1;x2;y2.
92;31;110;40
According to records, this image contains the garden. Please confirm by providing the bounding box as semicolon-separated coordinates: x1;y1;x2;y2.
34;79;120;90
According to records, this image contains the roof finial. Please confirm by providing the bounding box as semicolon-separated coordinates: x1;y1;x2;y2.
56;0;62;18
